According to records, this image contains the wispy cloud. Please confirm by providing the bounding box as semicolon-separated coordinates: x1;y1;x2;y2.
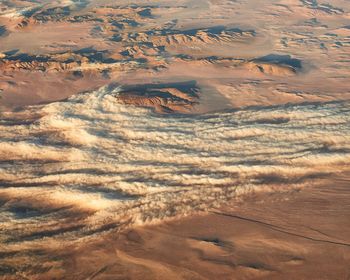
0;85;349;253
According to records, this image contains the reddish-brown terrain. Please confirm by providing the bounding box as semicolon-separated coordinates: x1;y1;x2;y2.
0;0;349;279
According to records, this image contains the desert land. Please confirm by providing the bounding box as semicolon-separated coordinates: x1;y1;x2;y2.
0;0;349;279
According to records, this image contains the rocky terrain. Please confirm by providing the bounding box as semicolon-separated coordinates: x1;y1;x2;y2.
116;82;200;113
0;0;350;279
1;0;349;112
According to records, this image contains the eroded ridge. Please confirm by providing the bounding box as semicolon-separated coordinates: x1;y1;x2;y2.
115;81;200;113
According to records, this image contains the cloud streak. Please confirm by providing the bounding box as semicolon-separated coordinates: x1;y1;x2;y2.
0;86;349;268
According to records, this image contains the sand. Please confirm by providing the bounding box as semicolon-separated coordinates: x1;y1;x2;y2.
0;0;349;279
0;0;350;112
18;172;349;280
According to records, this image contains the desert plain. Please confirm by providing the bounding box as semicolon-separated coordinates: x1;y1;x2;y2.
0;0;349;279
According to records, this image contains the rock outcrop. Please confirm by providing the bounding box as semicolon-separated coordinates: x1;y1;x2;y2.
115;82;200;113
127;26;256;46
